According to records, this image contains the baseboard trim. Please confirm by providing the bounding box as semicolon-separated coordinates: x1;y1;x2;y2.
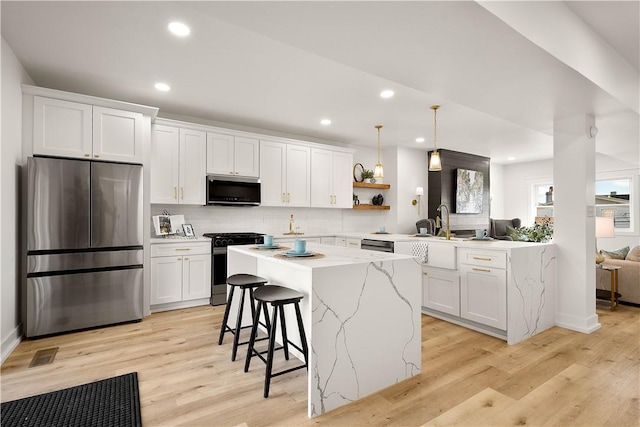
1;323;23;364
555;312;601;334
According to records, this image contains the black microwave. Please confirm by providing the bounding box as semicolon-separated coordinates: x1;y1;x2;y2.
206;175;261;206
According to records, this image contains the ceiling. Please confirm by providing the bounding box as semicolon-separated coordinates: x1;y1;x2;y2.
2;1;638;166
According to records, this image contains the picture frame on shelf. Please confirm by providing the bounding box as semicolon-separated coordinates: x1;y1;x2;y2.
182;224;195;238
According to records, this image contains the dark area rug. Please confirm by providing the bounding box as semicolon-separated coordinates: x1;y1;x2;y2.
1;372;141;427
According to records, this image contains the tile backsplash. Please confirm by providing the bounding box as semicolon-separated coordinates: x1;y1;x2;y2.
150;205;385;236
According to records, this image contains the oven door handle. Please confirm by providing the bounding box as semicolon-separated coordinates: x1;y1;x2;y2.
213;247;227;255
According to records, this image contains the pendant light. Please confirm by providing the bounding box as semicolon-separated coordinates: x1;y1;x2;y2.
373;125;384;179
428;105;442;171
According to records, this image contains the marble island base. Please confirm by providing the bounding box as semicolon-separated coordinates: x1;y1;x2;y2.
228;243;422;417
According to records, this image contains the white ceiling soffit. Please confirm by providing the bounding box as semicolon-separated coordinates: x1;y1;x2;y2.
1;1;638;166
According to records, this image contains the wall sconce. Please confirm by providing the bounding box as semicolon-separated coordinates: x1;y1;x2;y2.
412;186;424;215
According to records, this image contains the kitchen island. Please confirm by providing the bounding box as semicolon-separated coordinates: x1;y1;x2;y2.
227;243;422;418
395;238;556;345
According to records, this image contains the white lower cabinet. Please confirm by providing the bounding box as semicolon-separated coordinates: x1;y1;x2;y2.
459;249;507;330
151;242;211;311
422;268;460;316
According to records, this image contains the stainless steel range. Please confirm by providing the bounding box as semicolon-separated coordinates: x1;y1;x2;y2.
202;232;264;305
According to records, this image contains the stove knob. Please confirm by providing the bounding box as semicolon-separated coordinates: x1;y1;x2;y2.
220;239;228;246
214;239;222;247
227;238;234;245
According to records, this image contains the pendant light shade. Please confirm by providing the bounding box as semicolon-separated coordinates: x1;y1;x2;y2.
428;105;443;171
374;125;384;178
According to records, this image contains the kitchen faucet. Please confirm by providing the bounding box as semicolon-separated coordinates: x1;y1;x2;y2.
436;204;451;240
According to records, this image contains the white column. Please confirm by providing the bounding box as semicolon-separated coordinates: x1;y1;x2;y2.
553;114;600;333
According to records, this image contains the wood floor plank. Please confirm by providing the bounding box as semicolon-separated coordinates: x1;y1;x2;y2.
1;304;638;426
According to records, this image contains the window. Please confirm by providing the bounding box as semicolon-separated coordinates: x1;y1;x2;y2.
530;176;634;233
595;179;631;231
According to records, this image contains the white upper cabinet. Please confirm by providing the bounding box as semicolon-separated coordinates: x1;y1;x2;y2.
151;124;206;205
286;144;311;207
92;106;143;163
260;140;310;207
207;132;259;177
33;97;92;159
150;125;180;204
179;128;207;204
33;96;143;163
311;148;353;208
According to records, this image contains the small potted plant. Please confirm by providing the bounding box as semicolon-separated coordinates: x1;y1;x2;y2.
361;169;375;183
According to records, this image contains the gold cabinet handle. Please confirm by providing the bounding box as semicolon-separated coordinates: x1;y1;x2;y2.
175;248;190;251
473;257;492;261
184;257;189;261
94;154;99;158
181;187;184;199
472;267;491;272
282;192;286;202
174;187;177;199
287;193;290;202
84;153;90;157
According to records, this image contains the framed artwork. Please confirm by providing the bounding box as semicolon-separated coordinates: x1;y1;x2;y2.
455;168;484;213
182;224;195;237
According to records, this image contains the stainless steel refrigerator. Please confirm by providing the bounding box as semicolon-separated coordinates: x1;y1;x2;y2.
26;156;143;337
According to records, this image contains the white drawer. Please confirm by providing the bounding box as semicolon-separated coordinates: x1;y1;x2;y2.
459;248;506;269
151;242;211;257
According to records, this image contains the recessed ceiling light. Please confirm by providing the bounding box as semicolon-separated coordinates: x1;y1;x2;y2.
155;82;171;92
507;156;516;161
416;137;425;143
380;90;394;99
320;119;331;125
168;22;190;37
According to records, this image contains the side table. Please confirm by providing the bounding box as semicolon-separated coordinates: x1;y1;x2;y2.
596;264;622;311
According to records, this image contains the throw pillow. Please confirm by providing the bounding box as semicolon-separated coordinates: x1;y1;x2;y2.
506;226;522;241
600;246;630;260
626;245;640;262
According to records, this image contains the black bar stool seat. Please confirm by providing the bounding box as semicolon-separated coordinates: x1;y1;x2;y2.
218;274;269;362
244;285;309;398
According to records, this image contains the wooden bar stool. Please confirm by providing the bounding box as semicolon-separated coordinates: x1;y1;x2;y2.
244;285;308;398
218;274;269;361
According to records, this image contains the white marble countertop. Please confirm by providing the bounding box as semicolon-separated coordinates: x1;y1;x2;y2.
150;236;211;244
395;236;554;250
229;242;416;270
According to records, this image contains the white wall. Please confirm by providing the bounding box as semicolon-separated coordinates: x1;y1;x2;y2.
1;37;34;362
490;162;504;218
396;147;429;234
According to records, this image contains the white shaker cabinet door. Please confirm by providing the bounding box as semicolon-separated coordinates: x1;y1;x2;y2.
179;128;207;205
182;254;211;301
260;140;287;206
311;148;333;208
234;136;260;177
150;125;180;204
150;256;183;305
422;268;460;316
93;106;143;163
332;151;353;208
286;144;311;207
459;264;507;330
207;132;235;175
33;96;93;159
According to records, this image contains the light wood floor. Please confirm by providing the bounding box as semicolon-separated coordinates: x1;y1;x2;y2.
2;303;639;426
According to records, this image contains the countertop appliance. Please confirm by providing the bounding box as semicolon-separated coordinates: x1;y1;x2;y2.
26;156;143;337
202;232;264;305
361;239;395;253
206;175;261;206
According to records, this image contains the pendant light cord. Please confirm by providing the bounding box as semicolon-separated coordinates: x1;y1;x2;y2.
431;105;439;151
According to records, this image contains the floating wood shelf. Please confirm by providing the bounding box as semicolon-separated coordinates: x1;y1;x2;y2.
352;204;391;210
353;182;391;189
